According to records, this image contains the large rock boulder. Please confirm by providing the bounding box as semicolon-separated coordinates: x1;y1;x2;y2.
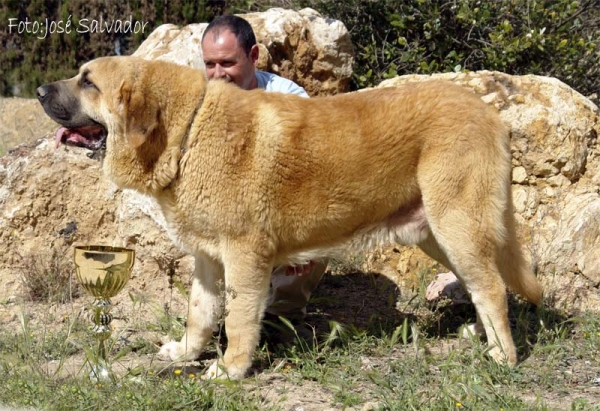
133;8;354;96
377;72;600;311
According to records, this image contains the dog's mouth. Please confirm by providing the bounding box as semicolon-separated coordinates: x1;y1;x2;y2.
55;124;107;150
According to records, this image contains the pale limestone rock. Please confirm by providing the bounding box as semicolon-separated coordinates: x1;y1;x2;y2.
512;186;530;214
133;8;354;96
512;166;528;184
379;71;600;310
133;23;206;68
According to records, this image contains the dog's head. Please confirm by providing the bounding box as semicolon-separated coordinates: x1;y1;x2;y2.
38;56;207;192
37;56;160;152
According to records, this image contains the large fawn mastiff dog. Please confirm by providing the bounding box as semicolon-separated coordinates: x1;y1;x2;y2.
38;56;542;379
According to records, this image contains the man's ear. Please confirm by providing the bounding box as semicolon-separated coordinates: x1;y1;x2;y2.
118;79;158;149
249;44;259;66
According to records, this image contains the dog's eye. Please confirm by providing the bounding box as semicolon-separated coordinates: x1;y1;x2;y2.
82;77;97;90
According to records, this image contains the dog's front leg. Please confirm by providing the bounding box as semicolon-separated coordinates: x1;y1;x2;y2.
205;248;272;380
159;253;224;361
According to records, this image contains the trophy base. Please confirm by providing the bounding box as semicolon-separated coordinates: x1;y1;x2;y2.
89;363;112;382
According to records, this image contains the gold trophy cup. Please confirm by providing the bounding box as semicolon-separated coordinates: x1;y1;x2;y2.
74;245;135;381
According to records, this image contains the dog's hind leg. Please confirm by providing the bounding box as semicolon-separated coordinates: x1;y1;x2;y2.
205;245;273;380
415;137;522;365
159;253;224;361
418;234;486;338
420;212;517;365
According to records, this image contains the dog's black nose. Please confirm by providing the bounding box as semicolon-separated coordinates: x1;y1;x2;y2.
37;85;49;101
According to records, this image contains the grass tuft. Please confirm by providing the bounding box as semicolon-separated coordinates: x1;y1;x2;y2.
18;247;80;304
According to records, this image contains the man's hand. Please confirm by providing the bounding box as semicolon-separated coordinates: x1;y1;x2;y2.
285;261;316;276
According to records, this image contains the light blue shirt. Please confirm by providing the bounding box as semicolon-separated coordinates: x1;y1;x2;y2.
255;71;309;98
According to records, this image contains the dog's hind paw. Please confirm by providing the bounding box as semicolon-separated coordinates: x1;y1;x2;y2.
459;322;485;339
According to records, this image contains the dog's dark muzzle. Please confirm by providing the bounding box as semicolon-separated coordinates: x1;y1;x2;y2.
37;83;107;150
37;83;82;124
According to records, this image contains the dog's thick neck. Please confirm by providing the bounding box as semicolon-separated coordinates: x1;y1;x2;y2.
104;60;207;195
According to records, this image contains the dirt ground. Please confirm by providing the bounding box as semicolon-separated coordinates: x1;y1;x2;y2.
0;97;59;156
2;252;600;410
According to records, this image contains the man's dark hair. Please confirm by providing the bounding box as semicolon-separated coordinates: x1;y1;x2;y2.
202;15;257;55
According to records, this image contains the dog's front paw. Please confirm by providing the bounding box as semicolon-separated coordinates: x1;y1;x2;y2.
157;340;199;362
487;344;515;366
202;360;228;380
202;360;246;380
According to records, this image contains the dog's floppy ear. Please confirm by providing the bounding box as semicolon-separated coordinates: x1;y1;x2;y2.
118;78;158;148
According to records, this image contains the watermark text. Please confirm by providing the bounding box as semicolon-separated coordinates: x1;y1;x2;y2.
8;15;149;40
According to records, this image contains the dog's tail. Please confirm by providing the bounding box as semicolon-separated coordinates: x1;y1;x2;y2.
496;204;543;306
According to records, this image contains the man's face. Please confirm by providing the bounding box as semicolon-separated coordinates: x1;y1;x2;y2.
201;28;258;90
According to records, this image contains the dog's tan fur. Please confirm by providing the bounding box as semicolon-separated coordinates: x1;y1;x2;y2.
39;56;542;379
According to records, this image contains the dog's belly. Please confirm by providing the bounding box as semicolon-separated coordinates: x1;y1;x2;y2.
350;199;429;248
285;200;429;264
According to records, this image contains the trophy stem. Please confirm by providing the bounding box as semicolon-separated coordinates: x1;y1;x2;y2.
89;297;114;381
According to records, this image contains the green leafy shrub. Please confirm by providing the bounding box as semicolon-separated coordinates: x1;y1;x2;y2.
300;0;599;101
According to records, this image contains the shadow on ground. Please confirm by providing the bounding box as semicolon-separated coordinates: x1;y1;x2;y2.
156;268;573;376
301;270;571;362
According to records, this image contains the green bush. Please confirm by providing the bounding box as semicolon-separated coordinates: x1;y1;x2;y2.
300;0;599;101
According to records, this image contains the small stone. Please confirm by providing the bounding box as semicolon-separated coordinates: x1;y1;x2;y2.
480;92;497;104
361;403;381;411
512;166;528;184
547;174;571;188
542;186;555;199
509;94;526;104
512;186;529;214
